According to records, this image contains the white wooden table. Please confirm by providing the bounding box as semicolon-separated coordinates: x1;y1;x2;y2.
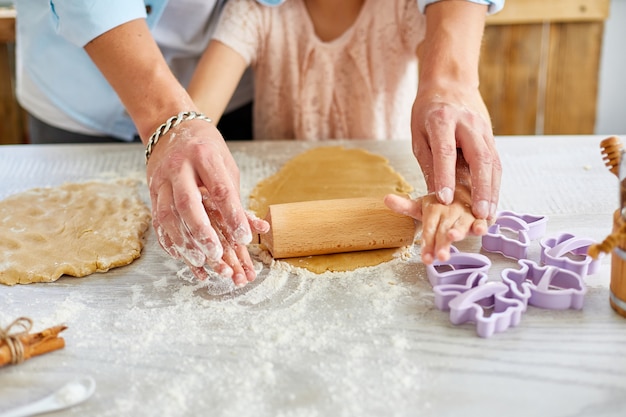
0;136;625;417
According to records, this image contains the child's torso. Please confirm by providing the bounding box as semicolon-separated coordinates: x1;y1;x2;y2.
255;0;424;140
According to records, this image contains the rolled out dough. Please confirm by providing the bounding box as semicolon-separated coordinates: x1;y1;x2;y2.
0;180;151;285
248;146;415;273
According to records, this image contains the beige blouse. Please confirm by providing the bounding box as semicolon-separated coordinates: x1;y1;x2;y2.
213;0;425;140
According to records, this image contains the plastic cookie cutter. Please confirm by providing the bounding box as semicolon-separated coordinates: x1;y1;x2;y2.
496;211;548;241
432;271;489;311
448;281;525;338
539;233;602;278
425;246;492;287
481;215;531;260
501;259;587;310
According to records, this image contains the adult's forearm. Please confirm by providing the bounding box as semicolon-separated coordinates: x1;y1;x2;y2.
411;0;498;220
84;19;197;142
418;1;487;90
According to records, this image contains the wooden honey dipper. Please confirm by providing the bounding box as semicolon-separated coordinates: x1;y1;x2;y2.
599;136;623;176
589;136;625;258
257;197;417;259
590;136;626;318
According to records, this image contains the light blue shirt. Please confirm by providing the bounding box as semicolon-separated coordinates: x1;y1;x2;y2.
15;0;505;141
16;0;165;139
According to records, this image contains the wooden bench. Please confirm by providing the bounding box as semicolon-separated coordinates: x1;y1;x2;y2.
0;8;23;144
0;0;612;144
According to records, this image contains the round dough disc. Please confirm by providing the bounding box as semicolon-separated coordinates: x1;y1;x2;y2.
0;180;151;285
249;146;414;273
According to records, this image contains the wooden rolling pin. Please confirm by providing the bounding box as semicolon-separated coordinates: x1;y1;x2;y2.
257;197;417;258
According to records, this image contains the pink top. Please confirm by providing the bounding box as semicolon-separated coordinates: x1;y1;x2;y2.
213;0;425;140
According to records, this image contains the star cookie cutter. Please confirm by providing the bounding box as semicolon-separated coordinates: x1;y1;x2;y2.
501;259;587;310
448;281;525;338
539;233;601;278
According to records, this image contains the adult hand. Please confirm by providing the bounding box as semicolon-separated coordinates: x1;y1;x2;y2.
84;19;268;285
413;0;502;221
411;81;501;221
146;120;269;286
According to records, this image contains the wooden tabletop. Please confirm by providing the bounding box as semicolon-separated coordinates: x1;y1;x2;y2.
0;137;624;417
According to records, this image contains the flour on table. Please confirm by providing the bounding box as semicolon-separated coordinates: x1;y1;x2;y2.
0;147;432;416
2;244;429;416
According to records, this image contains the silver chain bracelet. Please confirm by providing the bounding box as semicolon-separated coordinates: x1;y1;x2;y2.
144;111;212;164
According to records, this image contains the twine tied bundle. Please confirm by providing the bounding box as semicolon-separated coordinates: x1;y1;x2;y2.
0;317;33;365
0;317;67;367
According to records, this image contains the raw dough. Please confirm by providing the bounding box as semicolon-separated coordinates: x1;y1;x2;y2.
249;146;414;273
0;180;151;285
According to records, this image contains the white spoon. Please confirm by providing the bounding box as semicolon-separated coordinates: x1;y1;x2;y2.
0;376;96;417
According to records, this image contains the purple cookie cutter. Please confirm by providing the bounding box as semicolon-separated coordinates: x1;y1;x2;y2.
448;281;525;338
497;211;548;240
426;211;589;337
433;271;489;311
481;217;531;260
482;211;549;260
539;233;601;278
501;259;587;310
425;246;491;287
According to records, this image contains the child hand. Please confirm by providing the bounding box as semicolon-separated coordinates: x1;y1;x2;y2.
384;185;488;264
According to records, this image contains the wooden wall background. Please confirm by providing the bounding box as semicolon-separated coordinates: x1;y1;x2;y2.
481;0;611;135
0;0;612;144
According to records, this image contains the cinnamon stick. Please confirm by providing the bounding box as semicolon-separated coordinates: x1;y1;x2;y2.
0;322;67;367
19;325;67;346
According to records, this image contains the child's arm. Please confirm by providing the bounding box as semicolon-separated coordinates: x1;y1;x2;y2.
384;152;488;264
187;40;248;123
